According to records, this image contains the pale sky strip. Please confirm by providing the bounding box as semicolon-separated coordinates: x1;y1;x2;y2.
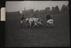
6;1;69;12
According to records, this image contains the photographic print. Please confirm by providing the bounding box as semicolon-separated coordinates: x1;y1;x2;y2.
5;1;69;47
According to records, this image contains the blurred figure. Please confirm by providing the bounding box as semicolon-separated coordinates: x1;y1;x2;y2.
20;15;25;23
20;15;25;28
46;15;54;27
46;14;52;20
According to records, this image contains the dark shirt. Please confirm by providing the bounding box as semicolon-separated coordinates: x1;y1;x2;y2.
46;15;52;20
21;16;25;20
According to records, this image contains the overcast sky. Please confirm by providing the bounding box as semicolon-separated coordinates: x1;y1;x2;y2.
6;1;69;12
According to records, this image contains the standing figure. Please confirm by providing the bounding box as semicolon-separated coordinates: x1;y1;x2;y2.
46;15;54;27
20;15;25;24
20;15;25;28
46;15;52;20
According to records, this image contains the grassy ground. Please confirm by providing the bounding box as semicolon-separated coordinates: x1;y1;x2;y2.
5;12;70;47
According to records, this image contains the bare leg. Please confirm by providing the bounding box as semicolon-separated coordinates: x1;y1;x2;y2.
20;20;24;28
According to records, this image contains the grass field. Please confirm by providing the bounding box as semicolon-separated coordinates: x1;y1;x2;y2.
5;12;70;47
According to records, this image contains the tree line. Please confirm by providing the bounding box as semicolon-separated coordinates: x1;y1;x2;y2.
21;4;69;18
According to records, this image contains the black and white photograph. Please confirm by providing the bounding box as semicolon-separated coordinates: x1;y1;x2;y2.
5;1;69;47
